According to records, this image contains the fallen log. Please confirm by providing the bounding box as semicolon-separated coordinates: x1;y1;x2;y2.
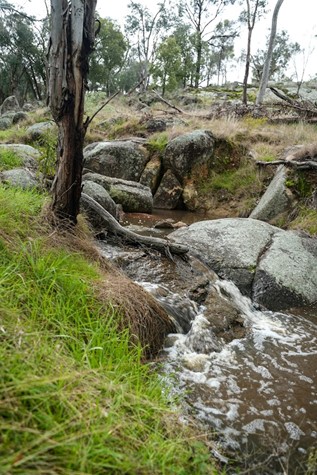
81;193;189;256
256;159;317;170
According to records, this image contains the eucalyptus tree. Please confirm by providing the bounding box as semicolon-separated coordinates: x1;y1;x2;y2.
125;1;173;91
0;2;46;103
89;17;127;95
152;36;183;95
256;0;285;105
207;19;237;84
252;30;300;82
48;0;97;224
180;0;237;88
239;0;267;104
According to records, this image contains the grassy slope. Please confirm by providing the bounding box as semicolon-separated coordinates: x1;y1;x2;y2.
0;186;217;475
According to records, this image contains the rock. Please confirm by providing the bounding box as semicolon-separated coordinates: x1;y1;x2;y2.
81;180;118;231
22;103;35;112
83;141;149;182
250;165;294;221
12;111;29;124
0;117;12;130
0;144;40;169
253;231;317;310
182;182;199;211
83;172;153;213
164;129;215;184
170;218;317;311
144;118;167;133
139;156;162;193
153;170;183;209
170;218;274;296
203;286;246;343
26;121;56;141
0;168;40;189
153;218;175;229
0;95;20;115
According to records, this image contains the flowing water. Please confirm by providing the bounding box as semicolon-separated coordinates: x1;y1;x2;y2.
99;217;317;474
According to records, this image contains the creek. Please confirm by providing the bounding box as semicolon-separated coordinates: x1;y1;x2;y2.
99;211;317;474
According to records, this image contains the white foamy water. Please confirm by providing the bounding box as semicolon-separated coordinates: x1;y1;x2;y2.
157;279;317;467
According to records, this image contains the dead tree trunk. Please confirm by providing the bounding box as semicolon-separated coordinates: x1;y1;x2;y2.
48;0;97;224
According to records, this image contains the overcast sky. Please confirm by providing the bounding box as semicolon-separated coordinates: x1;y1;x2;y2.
13;0;317;80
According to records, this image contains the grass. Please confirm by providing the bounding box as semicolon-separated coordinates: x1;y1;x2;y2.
0;149;24;171
200;160;263;197
0;184;217;475
289;206;317;236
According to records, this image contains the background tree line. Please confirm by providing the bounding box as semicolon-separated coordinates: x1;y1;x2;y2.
0;0;312;107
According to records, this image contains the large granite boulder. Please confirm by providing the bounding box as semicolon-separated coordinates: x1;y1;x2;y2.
0;168;40;189
26;121;56;141
250;165;294;221
170;218;317;311
0;95;20;115
83;141;149;182
0;144;40;169
83;172;153;213
163;129;215;184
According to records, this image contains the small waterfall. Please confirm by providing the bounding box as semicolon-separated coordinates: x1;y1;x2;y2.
99;239;317;472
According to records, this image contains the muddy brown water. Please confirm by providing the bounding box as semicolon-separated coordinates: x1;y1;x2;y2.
99;210;317;474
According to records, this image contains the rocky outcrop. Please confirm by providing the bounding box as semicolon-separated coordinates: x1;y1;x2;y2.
250;165;294;221
83;141;149;182
170;218;317;311
83;172;153;213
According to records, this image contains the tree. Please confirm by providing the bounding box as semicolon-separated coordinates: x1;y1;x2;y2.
256;0;285;105
0;5;46;103
125;1;171;91
252;30;300;82
207;19;236;85
152;36;183;95
48;0;97;224
240;0;267;104
89;17;127;95
180;0;236;88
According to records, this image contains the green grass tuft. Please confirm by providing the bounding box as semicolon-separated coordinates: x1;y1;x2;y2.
0;185;216;474
0;149;24;171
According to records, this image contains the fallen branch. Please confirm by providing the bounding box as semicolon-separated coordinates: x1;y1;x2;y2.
256;159;317;170
151;89;185;114
269;87;317;116
81;193;189;256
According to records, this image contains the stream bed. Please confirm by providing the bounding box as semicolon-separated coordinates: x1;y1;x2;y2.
99;214;317;474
